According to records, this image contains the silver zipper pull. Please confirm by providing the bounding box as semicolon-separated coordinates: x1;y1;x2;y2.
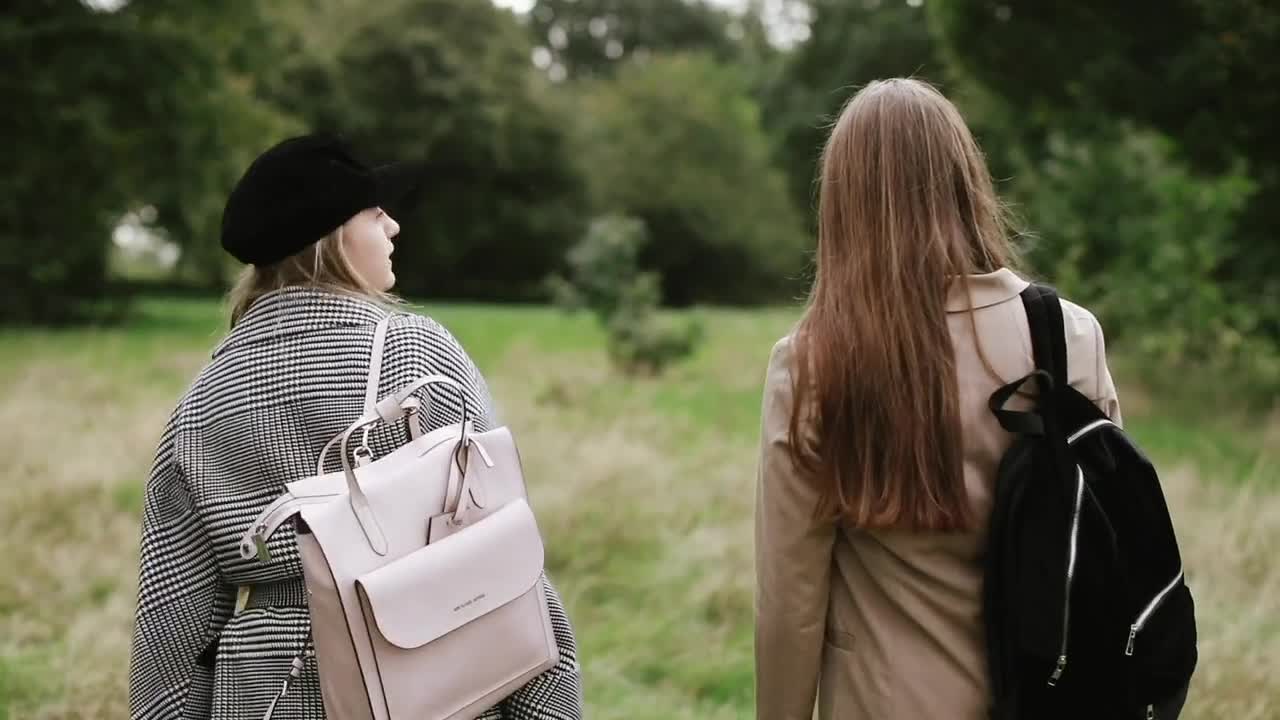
1125;624;1139;656
1146;704;1155;719
1047;654;1067;686
260;654;306;720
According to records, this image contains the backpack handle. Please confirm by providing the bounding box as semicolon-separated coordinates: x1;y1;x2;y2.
335;375;473;556
987;284;1069;438
989;369;1052;436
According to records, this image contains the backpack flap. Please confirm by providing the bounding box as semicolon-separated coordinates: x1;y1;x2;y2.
356;497;545;650
352;497;558;719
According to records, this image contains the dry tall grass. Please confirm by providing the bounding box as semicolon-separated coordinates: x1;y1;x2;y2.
0;306;1276;719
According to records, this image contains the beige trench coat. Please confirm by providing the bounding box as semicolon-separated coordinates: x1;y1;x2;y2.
754;269;1122;720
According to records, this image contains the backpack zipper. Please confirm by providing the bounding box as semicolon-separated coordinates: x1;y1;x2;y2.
1045;417;1112;685
1067;418;1117;445
1048;465;1086;687
1125;569;1184;656
260;651;307;720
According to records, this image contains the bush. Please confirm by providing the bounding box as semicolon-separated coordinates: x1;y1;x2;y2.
1012;126;1279;397
550;215;704;376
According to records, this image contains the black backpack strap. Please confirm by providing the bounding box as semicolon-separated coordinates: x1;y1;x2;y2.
988;371;1048;436
1020;284;1069;392
1020;283;1079;500
988;283;1071;437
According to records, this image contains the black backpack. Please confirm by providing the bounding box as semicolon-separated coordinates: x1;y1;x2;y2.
984;284;1198;720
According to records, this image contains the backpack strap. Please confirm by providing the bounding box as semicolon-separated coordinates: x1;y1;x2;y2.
240;312;398;563
316;312;429;472
988;371;1049;436
1020;284;1069;392
365;314;392;414
1019;283;1078;493
351;314;394;456
988;284;1069;437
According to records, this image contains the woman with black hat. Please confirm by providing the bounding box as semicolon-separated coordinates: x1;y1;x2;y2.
126;135;584;719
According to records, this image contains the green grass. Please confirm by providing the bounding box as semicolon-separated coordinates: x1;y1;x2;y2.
1;296;1276;719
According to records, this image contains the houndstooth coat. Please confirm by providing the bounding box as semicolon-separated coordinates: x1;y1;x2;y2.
128;288;583;720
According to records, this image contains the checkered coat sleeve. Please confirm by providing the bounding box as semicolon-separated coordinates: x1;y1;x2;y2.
127;289;583;720
129;413;225;719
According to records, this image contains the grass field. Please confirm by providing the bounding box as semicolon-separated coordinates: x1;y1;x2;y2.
1;297;1277;719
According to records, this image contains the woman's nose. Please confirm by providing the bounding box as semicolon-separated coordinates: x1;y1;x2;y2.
385;214;401;239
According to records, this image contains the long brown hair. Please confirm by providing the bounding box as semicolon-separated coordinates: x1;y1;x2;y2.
227;225;400;328
789;78;1016;532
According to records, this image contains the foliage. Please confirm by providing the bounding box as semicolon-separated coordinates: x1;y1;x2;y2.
763;0;944;216
5;0;1280;406
0;0;293;322
929;0;1280;351
549;215;703;376
262;0;588;302
570;53;808;305
1010;126;1278;393
929;0;1280;172
525;0;760;80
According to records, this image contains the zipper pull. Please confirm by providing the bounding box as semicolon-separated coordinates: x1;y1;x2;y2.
1047;654;1067;686
1146;704;1156;719
1125;624;1139;656
260;654;306;720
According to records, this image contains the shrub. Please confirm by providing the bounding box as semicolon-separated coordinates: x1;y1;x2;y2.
1012;126;1278;399
549;215;704;376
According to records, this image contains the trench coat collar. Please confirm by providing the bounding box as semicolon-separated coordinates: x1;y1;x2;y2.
944;268;1029;313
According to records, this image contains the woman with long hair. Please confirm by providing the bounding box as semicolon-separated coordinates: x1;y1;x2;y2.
754;79;1121;719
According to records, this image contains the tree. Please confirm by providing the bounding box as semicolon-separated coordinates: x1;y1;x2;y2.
762;0;944;217
571;53;809;305
930;1;1280;172
929;0;1280;339
1014;127;1260;371
263;0;588;301
525;0;752;80
0;0;292;321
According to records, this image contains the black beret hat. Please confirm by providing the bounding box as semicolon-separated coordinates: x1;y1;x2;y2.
221;134;424;266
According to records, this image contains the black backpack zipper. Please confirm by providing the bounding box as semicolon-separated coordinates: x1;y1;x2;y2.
1044;418;1120;686
1047;465;1086;687
1057;418;1186;697
1126;569;1185;656
1067;418;1116;445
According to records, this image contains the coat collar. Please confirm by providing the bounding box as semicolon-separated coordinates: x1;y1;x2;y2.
944;268;1029;313
212;287;389;359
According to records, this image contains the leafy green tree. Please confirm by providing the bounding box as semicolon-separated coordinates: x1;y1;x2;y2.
571;53;808;305
930;1;1279;171
263;0;588;301
0;0;291;321
929;0;1280;340
763;0;944;215
526;0;753;79
1013;127;1265;377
